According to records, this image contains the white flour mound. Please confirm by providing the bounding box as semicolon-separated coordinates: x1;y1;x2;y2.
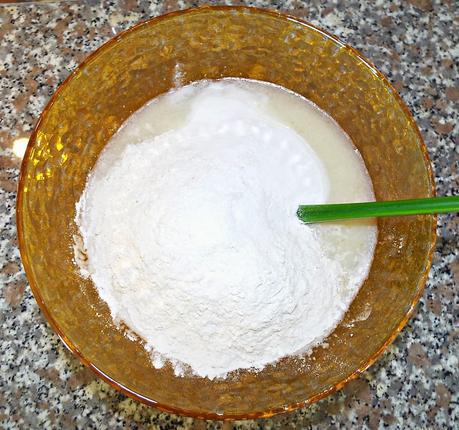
76;81;372;379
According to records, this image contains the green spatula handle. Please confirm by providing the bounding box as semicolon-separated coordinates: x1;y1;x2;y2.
297;196;459;224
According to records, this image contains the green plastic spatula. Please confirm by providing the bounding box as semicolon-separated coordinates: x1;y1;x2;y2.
297;196;459;224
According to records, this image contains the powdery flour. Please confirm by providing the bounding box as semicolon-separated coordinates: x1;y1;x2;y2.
76;80;376;379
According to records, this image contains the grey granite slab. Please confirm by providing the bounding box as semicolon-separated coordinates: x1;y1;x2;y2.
0;0;457;428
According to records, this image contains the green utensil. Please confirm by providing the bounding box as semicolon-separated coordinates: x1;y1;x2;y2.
297;196;459;224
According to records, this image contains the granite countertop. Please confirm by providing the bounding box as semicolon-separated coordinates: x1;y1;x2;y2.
0;0;458;428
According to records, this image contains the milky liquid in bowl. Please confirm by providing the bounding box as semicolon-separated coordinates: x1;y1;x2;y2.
75;78;377;379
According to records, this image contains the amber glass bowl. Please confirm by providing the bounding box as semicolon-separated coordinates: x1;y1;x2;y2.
17;6;436;420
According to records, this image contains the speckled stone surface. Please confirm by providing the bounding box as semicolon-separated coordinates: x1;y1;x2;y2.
0;0;457;428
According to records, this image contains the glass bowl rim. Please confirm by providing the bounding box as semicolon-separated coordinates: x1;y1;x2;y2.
16;5;437;420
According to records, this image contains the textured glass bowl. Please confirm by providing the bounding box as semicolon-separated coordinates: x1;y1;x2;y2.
17;6;436;420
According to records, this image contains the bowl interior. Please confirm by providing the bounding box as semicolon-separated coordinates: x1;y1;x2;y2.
18;7;435;419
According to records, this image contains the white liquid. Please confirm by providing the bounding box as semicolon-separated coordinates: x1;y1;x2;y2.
76;79;377;379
